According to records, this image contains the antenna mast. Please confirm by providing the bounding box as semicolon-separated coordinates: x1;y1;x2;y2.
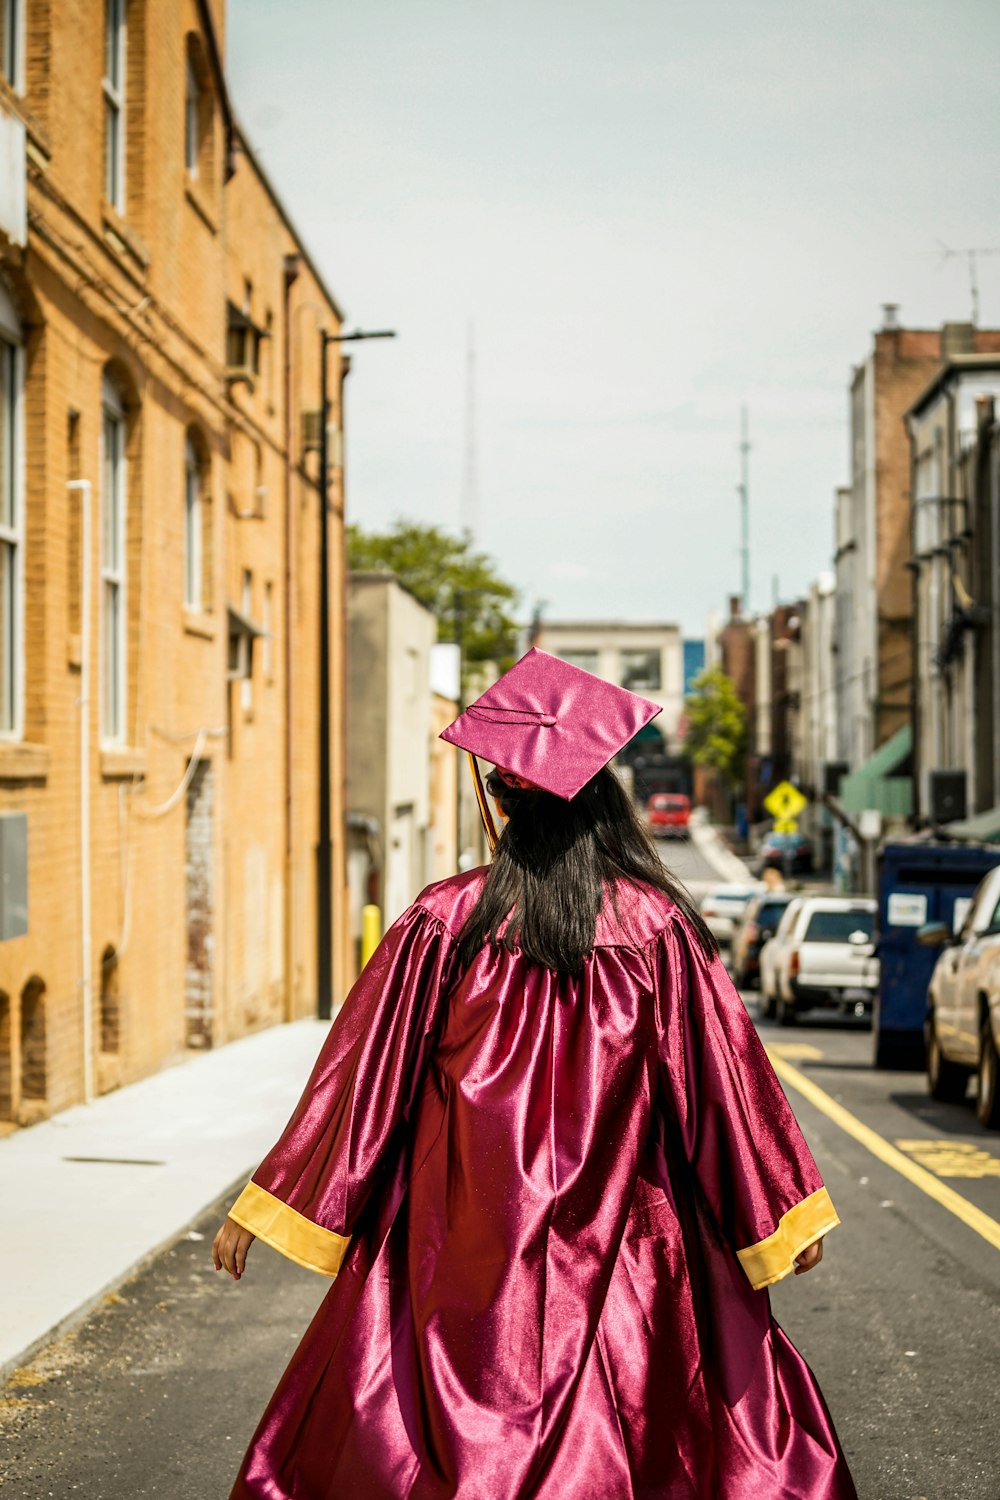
738;405;750;613
461;321;478;539
928;241;1000;325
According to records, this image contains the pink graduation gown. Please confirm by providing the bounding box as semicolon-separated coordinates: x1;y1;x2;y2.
227;870;857;1500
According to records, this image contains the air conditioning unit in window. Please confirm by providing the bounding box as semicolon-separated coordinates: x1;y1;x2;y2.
928;769;967;825
227;602;263;681
226;307;260;389
302;410;322;453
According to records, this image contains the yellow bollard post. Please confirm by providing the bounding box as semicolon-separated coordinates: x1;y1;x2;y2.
361;904;382;968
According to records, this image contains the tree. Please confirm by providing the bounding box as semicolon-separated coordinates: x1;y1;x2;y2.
682;667;748;790
346;520;520;679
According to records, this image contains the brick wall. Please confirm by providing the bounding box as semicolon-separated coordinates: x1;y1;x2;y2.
0;0;348;1126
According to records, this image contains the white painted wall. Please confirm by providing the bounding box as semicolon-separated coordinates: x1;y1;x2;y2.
537;621;685;744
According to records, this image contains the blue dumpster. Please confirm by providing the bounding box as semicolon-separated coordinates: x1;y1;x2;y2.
873;840;1000;1068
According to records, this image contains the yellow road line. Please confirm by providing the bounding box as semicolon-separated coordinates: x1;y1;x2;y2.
769;1042;825;1062
766;1050;1000;1254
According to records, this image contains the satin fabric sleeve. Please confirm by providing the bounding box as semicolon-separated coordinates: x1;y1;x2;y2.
652;911;840;1291
228;901;459;1276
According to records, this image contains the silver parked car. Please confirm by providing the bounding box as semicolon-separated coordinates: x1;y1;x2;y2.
920;865;1000;1129
762;896;878;1027
699;883;760;954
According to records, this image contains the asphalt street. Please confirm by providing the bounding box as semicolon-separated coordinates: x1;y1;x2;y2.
4;996;1000;1497
654;831;726;888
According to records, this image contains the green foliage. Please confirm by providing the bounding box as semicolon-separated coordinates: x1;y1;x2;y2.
682;667;748;788
347;520;520;677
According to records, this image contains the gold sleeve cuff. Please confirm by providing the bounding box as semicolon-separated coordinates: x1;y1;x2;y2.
228;1180;351;1278
736;1185;840;1291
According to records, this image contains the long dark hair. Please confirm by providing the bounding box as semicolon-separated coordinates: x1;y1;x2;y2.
457;767;717;975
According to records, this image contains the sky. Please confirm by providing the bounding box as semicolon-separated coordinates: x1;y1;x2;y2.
227;0;1000;636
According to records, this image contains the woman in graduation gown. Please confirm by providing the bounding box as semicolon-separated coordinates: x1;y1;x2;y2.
215;648;858;1499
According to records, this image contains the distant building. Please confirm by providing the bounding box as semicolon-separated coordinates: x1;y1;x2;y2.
535;620;685;747
347;575;439;942
346;580;460;970
906;364;1000;825
682;639;705;695
834;311;1000;796
786;576;837;867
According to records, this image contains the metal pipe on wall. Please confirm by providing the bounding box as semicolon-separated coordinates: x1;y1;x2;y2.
317;331;333;1020
281;256;300;1023
992;435;1000;809
68;479;94;1104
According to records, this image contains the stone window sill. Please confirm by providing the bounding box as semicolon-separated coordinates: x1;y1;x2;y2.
100;746;148;780
0;740;50;783
183;607;216;640
101;205;151;271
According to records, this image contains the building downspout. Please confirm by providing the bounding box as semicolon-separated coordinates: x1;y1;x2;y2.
68;480;94;1103
336;354;352;1008
992;431;1000;809
282;256;301;1022
904;416;921;824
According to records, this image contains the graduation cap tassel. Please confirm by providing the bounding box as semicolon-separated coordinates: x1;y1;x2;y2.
468;752;499;855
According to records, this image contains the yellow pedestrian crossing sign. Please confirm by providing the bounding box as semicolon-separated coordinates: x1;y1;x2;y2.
763;780;807;833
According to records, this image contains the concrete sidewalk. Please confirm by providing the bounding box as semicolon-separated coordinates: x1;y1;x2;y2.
0;1018;328;1379
689;809;754;883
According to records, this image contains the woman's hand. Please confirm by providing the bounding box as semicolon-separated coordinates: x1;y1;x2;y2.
793;1238;824;1275
212;1217;256;1281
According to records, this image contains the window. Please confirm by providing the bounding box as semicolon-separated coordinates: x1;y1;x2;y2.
101;378;127;742
240;569;252;711
0;285;22;738
620;649;661;692
184;436;202;608
802;908;875;943
226;303;261;385
984;893;1000;936
262;581;273;679
184;52;200;178
104;0;126;210
559;650;598;674
3;0;23;90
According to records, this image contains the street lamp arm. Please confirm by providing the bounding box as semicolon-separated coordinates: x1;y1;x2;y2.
323;329;397;343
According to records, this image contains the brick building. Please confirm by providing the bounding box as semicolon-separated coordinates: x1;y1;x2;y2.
0;0;351;1125
834;309;1000;774
907;366;1000;823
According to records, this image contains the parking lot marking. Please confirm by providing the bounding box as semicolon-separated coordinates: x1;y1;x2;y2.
894;1140;1000;1179
768;1043;825;1062
766;1051;1000;1254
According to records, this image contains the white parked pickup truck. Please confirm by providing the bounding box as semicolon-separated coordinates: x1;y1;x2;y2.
921;864;1000;1129
767;896;879;1027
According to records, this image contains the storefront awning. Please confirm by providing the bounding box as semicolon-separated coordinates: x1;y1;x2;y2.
839;725;913;817
944;803;1000;844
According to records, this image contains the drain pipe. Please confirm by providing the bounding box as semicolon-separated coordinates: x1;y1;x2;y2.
992;435;1000;807
68;480;94;1104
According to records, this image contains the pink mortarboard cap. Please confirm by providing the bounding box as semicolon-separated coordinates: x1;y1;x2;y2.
440;647;662;802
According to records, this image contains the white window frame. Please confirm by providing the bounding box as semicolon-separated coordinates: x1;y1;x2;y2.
0;285;23;740
4;0;24;91
184;50;199;179
100;378;127;745
103;0;126;212
184;436;202;609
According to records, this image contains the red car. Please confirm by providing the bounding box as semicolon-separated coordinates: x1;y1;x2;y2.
646;792;691;839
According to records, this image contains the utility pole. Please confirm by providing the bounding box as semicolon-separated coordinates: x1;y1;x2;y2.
738;405;750;613
461;321;478;540
316;326;395;1019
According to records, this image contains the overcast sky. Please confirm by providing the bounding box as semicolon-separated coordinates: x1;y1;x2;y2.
228;0;1000;636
